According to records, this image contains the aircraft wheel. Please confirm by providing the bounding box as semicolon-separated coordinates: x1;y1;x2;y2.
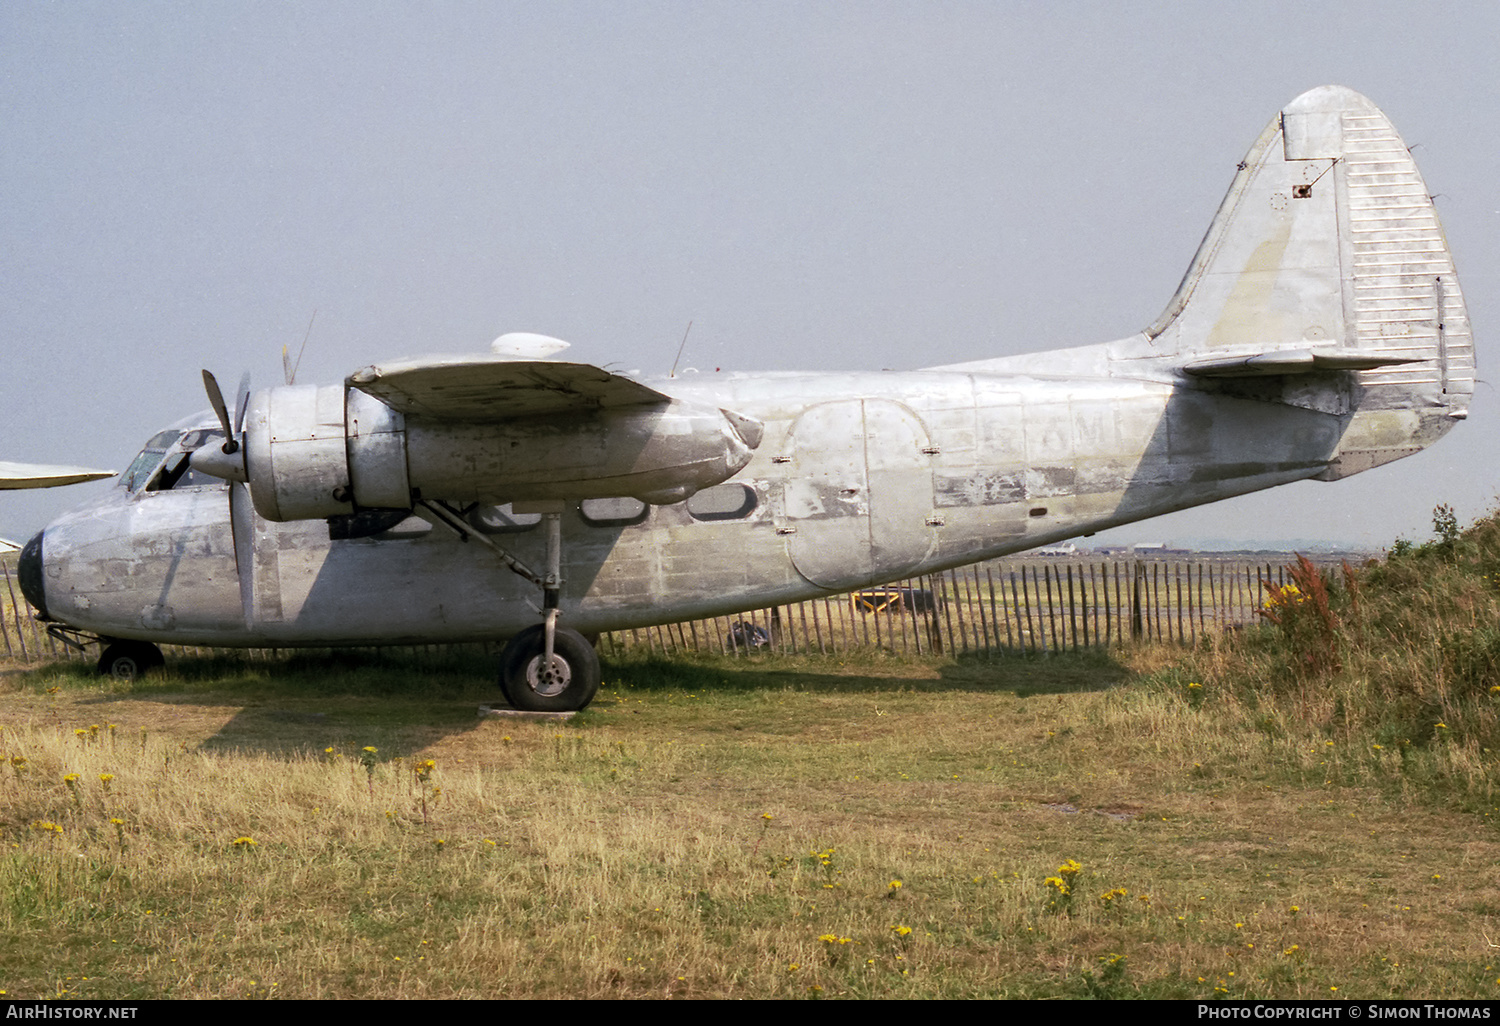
499;625;600;712
726;620;769;650
96;641;165;681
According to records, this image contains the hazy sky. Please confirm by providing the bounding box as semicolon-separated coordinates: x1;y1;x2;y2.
4;1;1497;548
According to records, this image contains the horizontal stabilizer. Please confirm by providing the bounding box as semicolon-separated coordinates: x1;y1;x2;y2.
1182;349;1428;379
0;461;114;491
348;356;673;420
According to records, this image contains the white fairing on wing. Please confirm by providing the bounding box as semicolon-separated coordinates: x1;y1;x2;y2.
490;332;571;360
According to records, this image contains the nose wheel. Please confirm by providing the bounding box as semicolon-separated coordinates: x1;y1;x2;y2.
499;624;600;712
96;641;165;681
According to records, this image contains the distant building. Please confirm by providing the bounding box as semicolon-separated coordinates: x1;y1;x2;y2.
1035;543;1079;557
1131;542;1192;556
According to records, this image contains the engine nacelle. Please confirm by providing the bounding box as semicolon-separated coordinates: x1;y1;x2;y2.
234;383;760;522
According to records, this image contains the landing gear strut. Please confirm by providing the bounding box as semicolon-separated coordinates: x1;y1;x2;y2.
97;640;165;681
417;499;601;712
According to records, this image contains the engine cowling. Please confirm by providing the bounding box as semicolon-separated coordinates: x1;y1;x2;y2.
228;383;760;522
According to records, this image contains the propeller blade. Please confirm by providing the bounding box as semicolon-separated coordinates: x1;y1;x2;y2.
229;480;255;628
202;369;233;441
201;368;245;460
233;371;251;434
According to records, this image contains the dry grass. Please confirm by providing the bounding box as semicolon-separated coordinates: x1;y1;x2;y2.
1;637;1499;1000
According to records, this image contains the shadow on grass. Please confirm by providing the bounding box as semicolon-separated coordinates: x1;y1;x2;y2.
4;649;504;759
600;645;1131;698
4;644;1135;759
12;643;1135;702
12;648;496;700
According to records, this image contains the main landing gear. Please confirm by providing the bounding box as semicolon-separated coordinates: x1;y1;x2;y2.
417;498;602;712
497;504;601;711
498;623;600;712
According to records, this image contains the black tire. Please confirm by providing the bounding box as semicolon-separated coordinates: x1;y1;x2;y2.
726;621;769;651
498;625;601;712
96;641;165;681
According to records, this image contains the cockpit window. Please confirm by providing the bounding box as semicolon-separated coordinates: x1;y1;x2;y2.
120;431;183;491
177;429;225;452
123;428;228;493
146;430;227;492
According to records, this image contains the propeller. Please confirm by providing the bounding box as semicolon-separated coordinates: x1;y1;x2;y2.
233;370;251;436
193;370;251;481
197;368;257;628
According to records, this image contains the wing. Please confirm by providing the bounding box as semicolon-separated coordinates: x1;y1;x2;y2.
0;461;115;490
347;355;672;420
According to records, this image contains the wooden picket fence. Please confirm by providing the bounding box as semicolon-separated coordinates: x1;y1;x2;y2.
597;558;1306;659
0;555;1318;667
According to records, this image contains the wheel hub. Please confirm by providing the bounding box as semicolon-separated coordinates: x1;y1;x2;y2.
525;654;571;697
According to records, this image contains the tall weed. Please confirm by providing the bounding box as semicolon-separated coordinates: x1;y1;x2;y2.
1167;507;1500;803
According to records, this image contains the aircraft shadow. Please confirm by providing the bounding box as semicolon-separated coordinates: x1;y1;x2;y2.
23;645;1133;760
606;649;1132;700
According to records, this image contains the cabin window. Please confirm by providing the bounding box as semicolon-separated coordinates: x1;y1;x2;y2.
579;496;648;527
468;503;542;534
686;482;757;522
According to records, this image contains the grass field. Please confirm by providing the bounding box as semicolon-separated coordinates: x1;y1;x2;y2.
3;629;1499;999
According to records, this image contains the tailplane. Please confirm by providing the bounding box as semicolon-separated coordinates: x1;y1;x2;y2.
949;86;1473;480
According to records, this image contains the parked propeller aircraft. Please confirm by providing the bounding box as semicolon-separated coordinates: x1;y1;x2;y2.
16;86;1473;710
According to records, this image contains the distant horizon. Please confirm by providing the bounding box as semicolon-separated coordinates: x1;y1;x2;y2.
1024;537;1391;556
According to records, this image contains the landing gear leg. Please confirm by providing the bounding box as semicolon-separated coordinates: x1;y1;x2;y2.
415;499;601;711
497;507;601;712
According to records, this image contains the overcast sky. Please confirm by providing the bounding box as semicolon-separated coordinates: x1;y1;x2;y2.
4;1;1497;549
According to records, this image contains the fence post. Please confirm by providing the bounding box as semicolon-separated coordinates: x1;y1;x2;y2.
1130;561;1144;642
3;565;29;662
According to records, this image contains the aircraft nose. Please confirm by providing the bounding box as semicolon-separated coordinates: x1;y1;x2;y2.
17;530;47;619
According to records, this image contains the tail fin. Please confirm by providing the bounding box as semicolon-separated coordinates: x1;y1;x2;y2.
1144;85;1473;477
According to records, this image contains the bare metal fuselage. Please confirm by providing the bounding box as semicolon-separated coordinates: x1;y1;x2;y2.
35;360;1443;648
